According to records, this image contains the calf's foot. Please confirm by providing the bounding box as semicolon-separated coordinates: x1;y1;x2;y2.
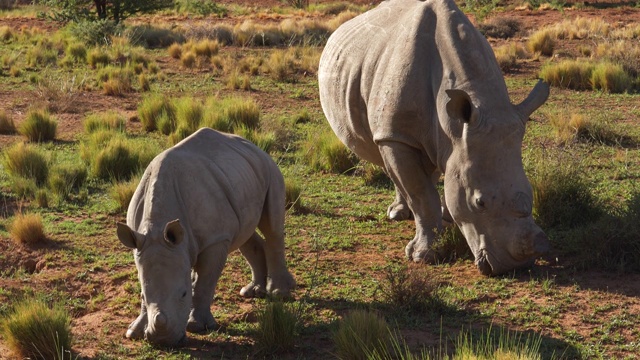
405;236;440;264
126;313;147;339
387;201;413;221
267;272;296;299
240;281;267;298
187;310;218;334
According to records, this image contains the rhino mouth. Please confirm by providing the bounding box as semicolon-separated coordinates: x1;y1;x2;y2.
475;249;493;276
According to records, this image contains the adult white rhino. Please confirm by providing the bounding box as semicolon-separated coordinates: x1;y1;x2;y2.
318;0;550;275
117;128;295;346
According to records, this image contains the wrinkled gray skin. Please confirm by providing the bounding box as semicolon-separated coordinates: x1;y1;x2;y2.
318;0;550;275
117;128;295;347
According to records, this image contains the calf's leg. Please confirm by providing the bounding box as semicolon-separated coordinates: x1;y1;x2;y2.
239;233;268;298
187;242;228;333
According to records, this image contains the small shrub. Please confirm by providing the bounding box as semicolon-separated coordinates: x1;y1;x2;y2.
138;94;176;132
10;213;46;245
303;128;357;174
65;42;87;62
175;97;204;133
267;49;296;82
529;154;602;230
234;126;276;154
590;62;633;93
494;42;529;72
168;43;182;59
223;97;260;129
3;142;49;186
19;109;57;142
26;46;58;67
48;162;88;200
84;111;126;134
181;51;196;68
255;301;299;354
70;19;123;46
101;67;133;96
479;17;521;39
379;263;447;314
193;39;219;57
10;177;38;198
1;297;71;360
527;29;555;56
35;189;49;208
110;176;140;212
548;110;587;145
0;25;15;42
87;48;111;68
539;60;595;91
91;138;143;181
138;73;150;91
126;25;185;49
0;110;16;134
333;310;391;360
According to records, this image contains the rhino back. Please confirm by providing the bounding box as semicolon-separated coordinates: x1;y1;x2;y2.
128;128;279;249
319;0;509;166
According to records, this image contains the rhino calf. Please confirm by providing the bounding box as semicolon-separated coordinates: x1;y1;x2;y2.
117;128;295;346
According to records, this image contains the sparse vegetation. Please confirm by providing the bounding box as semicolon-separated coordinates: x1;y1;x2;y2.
255;301;300;354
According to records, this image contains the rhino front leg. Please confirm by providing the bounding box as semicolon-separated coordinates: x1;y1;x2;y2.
125;296;147;339
379;142;443;262
239;233;268;298
187;242;228;334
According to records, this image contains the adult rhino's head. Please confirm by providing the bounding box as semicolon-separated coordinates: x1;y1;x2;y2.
117;219;191;347
443;81;550;276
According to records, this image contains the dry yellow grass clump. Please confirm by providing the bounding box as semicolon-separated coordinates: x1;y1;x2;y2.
11;213;46;245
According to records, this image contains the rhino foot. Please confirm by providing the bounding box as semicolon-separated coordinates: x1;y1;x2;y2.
266;273;296;299
387;202;413;221
405;238;439;264
125;314;147;340
240;282;267;298
187;312;219;334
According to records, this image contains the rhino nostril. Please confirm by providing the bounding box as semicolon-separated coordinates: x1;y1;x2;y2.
475;251;492;276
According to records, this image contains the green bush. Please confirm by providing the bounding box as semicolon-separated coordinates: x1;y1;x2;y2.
19;109;57;142
255;301;300;355
0;109;16;134
3;142;49;186
70;19;123;46
222;96;260;129
590;62;633;93
175;97;204;133
138;94;176;132
83;111;126;134
48;162;88;200
333;309;391;360
539;60;595;91
1;298;72;360
110;176;140;212
303;127;357;174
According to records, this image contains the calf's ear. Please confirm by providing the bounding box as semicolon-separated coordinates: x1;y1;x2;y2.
117;222;144;249
445;89;478;125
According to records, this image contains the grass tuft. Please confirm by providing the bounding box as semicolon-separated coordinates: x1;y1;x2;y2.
1;297;72;360
303;127;358;174
10;213;47;246
527;29;555;56
19;109;57;142
333;309;391;360
3;142;49;186
84;111;126;134
110;176;140;212
0;109;16;134
255;301;300;355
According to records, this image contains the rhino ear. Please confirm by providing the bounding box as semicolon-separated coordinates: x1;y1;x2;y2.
515;80;550;122
445;89;478;124
164;219;184;246
117;222;144;249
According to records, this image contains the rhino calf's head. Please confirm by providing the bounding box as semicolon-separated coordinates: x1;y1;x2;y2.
443;81;551;275
118;219;191;346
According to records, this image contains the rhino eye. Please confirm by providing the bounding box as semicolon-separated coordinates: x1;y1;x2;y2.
182;291;187;298
475;197;486;210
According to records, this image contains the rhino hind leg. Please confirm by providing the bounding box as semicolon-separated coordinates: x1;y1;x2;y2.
187;242;228;334
378;142;443;263
387;187;413;220
239;233;268;298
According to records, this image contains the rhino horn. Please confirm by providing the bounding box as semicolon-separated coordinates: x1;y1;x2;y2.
164;219;184;246
515;80;550;122
117;222;145;249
